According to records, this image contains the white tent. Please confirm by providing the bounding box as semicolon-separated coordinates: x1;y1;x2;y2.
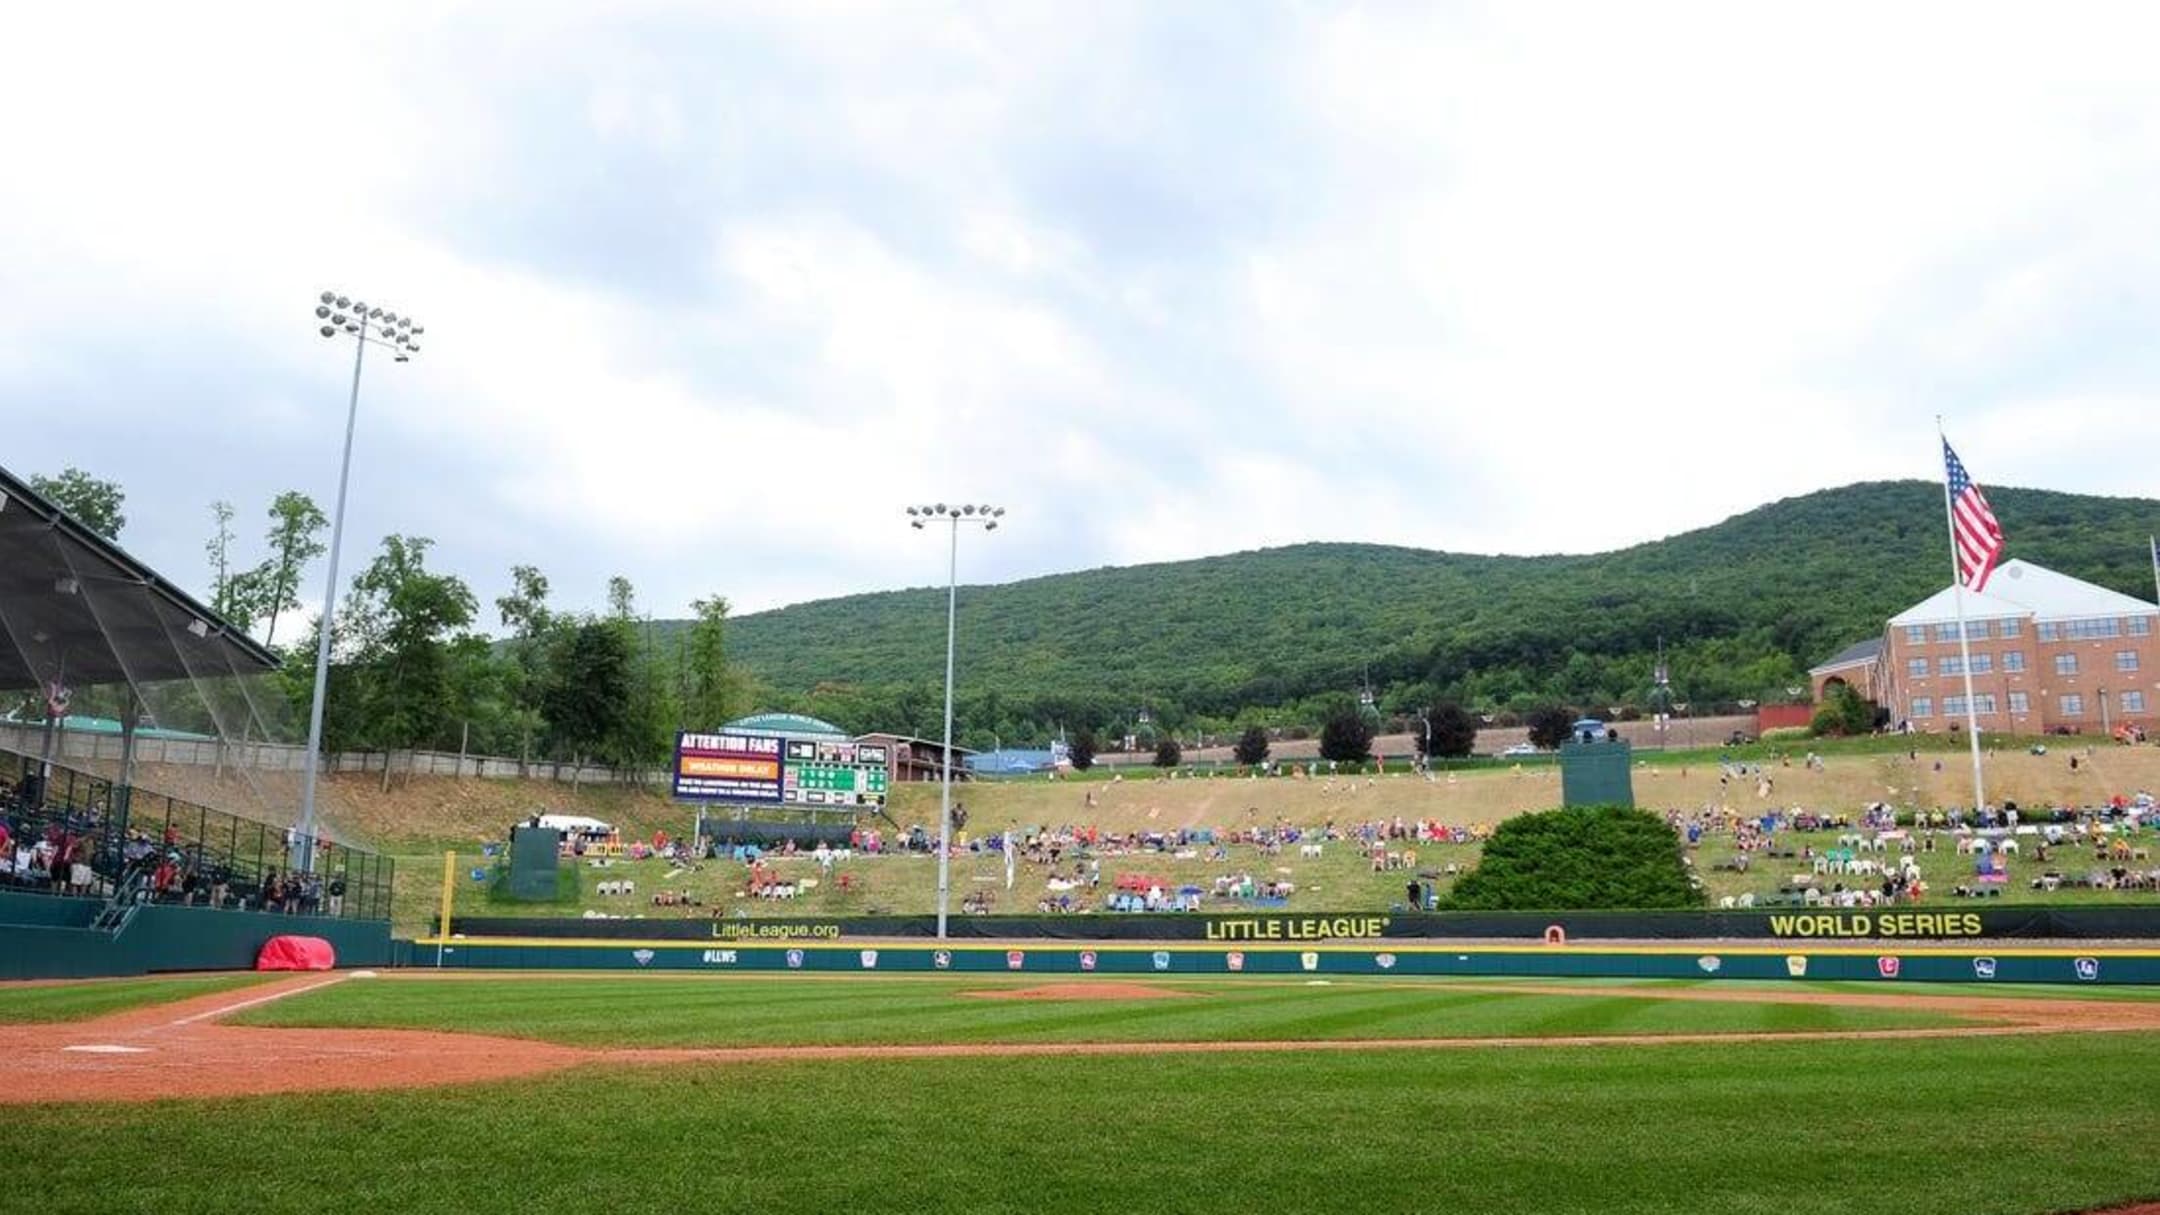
536;813;613;834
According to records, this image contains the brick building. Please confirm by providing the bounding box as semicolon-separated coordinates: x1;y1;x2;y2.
1813;559;2159;736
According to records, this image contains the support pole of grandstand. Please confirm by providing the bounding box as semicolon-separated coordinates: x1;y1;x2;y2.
937;514;957;940
297;321;366;873
1939;420;1987;814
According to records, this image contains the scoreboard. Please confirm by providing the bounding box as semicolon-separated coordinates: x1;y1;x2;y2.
672;731;785;803
782;739;889;808
673;732;888;809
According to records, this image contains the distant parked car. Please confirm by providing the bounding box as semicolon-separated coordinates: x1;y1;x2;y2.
1500;743;1540;757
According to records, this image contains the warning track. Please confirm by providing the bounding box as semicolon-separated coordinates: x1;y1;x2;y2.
7;974;2160;1105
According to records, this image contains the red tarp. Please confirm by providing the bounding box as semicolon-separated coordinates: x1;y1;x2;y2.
256;935;336;971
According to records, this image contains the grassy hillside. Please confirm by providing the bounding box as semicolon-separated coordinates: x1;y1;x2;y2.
682;480;2160;741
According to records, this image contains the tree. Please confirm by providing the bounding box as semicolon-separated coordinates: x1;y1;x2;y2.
606;575;637;621
1525;705;1575;751
341;535;479;763
1153;737;1183;768
1067;728;1098;772
1447;805;1703;910
1318;706;1374;764
251;492;329;647
32;467;125;540
1811;682;1874;737
1233;725;1270;766
206;501;238;617
682;594;743;730
543;619;634;776
1419;703;1478;759
495;564;558;765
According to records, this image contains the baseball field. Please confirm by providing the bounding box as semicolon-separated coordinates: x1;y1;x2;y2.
8;969;2160;1215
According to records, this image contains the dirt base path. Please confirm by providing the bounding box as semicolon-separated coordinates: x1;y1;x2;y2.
10;973;2160;1106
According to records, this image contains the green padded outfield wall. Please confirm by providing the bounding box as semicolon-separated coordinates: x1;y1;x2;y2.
416;936;2160;985
1560;738;1634;808
0;892;394;979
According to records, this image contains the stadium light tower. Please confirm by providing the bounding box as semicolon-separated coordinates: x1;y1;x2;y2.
296;291;423;871
908;502;1004;938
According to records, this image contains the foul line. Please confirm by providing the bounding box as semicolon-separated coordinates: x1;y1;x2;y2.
169;976;348;1027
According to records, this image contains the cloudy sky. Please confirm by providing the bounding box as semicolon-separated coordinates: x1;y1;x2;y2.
5;1;2158;629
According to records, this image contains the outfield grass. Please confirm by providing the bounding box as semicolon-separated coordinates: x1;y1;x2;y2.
234;975;1970;1047
0;973;270;1024
14;1032;2160;1215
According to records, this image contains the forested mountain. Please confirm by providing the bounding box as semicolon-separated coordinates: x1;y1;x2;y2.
693;481;2160;746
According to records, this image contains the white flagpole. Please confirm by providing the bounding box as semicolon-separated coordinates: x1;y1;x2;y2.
1939;420;1987;812
2150;535;2159;614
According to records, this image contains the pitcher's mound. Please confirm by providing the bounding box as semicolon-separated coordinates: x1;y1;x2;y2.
962;983;1201;1002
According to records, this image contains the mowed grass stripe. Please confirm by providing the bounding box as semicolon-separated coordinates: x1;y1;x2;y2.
13;1033;2160;1215
234;976;1970;1046
0;974;273;1024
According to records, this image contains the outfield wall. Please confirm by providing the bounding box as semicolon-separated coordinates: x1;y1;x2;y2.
416;936;2160;985
453;905;2160;944
0;892;395;980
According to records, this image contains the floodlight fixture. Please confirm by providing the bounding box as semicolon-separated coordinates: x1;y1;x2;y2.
299;287;424;872
906;497;1008;939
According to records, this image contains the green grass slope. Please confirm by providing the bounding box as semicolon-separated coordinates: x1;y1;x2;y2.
692;479;2160;736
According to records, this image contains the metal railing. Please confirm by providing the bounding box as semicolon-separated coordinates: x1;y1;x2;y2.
1;749;393;922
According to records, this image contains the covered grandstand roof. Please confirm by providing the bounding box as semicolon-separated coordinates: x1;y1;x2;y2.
0;463;278;691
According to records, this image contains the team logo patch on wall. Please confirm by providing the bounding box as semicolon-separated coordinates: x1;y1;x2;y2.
858;950;879;970
785;948;805;969
1784;956;1808;978
1696;955;1721;974
933;950;952;970
1375;953;1397;970
1079;950;1098;971
632;949;655;967
1151;951;1172;971
1225;951;1245;972
1300;951;1320;972
1876;956;1901;979
2076;957;2101;982
1972;957;1998;980
1006;950;1026;970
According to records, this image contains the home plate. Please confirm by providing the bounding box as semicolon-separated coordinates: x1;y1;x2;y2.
63;1044;149;1054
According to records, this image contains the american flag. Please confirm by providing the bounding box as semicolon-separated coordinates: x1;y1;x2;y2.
1943;439;2005;592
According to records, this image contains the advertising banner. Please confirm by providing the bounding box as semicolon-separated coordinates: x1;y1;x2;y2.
671;731;785;804
456;905;2160;943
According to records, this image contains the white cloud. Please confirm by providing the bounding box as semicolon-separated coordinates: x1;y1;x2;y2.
3;0;2158;626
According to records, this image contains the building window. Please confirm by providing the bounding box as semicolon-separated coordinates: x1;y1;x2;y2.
1910;697;1933;718
2125;691;2148;714
1939;654;1993;675
2117;650;2140;673
2008;691;2029;714
1969;653;1992;674
1905;625;1928;645
2037;622;2060;642
2060;695;2084;717
2003;651;2025;673
1938;657;1962;677
2132;616;2153;638
1907;658;1928;679
1999;619;2021;639
1935;622;1987;642
2060;618;2122;641
1944;695;1996;716
2055;654;2079;676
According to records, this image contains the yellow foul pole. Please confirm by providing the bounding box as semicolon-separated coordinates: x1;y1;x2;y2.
436;850;456;968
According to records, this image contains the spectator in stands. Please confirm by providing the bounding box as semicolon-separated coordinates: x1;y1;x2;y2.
327;873;346;917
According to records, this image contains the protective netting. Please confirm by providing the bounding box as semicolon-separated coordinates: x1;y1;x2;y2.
0;487;389;918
